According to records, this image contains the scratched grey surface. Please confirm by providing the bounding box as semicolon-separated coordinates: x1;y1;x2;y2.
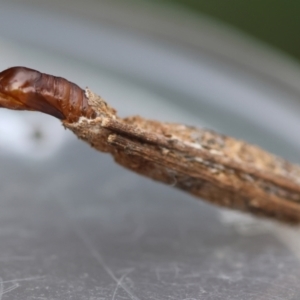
1;0;300;299
0;141;300;300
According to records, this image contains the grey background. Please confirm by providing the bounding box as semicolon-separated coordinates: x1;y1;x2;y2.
0;1;300;299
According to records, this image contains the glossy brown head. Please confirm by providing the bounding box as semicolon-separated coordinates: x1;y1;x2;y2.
0;66;96;122
0;67;65;119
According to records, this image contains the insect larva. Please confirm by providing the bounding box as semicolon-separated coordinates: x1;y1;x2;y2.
1;66;300;223
0;66;96;122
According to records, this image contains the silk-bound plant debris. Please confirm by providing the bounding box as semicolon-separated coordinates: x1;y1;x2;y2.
1;67;300;224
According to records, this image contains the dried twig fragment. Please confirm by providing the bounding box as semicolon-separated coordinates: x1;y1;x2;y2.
1;66;300;224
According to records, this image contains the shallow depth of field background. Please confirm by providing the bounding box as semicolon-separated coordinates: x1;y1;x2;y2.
160;0;300;60
0;1;300;299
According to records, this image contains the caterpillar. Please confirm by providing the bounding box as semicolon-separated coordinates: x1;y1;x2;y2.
0;66;97;122
1;67;300;224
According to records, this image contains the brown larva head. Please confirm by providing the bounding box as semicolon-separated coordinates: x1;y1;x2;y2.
0;67;65;119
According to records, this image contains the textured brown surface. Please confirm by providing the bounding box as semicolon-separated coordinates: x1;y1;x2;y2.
65;89;300;224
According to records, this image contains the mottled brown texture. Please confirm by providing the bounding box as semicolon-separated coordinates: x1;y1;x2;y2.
65;89;300;224
1;66;300;223
0;67;96;122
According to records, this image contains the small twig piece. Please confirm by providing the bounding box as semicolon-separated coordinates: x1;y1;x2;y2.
64;89;300;224
1;67;300;224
